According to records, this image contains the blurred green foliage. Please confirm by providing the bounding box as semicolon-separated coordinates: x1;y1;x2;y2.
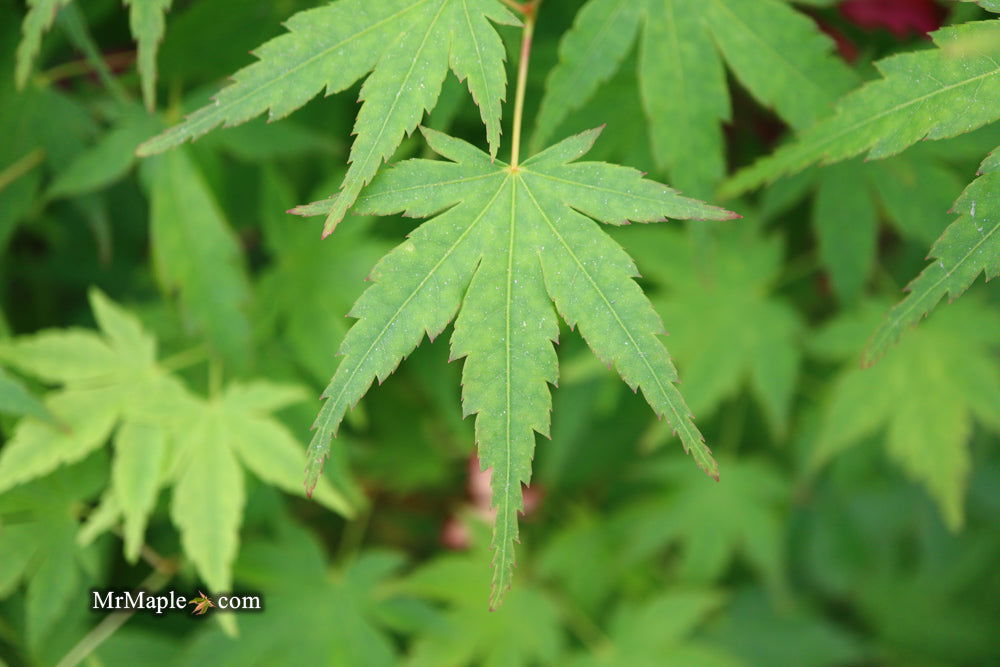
0;0;999;665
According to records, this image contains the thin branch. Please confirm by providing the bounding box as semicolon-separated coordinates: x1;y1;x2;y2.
41;52;136;86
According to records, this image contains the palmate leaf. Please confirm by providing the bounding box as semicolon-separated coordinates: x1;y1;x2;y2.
137;0;520;236
169;380;355;592
399;527;563;666
565;590;740;667
0;290;353;587
866;147;1000;364
299;127;735;607
183;524;403;666
0;460;105;649
621;223;803;437
532;0;855;196
724;19;1000;197
623;458;790;593
812;299;1000;530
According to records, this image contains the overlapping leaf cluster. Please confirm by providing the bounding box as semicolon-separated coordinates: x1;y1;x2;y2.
1;0;1000;660
0;291;352;593
533;0;856;196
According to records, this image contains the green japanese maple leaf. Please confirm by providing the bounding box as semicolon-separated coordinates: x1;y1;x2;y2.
397;528;564;666
297;126;736;607
620;222;802;437
182;524;403;666
167;380;355;592
0;290;353;589
143;147;252;368
532;0;856;196
565;591;739;667
811;298;1000;530
724;19;1000;197
254;169;391;384
0;459;105;649
622;458;790;592
137;0;520;236
866;147;1000;363
0;289;193;554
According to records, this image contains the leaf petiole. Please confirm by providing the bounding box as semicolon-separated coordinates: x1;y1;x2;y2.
509;0;541;167
159;345;209;373
498;0;529;14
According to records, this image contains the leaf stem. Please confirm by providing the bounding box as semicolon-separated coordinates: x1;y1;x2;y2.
160;344;209;373
509;1;540;168
499;0;528;13
40;52;136;87
55;558;175;667
57;3;132;107
209;358;223;399
0;149;45;195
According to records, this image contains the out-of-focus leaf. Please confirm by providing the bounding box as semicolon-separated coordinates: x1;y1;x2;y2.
620;223;802;435
812;298;1000;529
0;459;105;649
145;147;252;367
254;169;388;384
48;109;159;199
0;367;56;422
704;588;866;667
624;457;790;591
170;380;355;591
866;147;1000;363
813;161;878;305
0;291;353;589
124;0;173;110
725;20;1000;196
14;0;74;88
399;530;564;666
182;523;401;666
534;0;856;195
566;590;740;667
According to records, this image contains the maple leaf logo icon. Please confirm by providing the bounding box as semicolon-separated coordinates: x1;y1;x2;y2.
189;591;216;615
